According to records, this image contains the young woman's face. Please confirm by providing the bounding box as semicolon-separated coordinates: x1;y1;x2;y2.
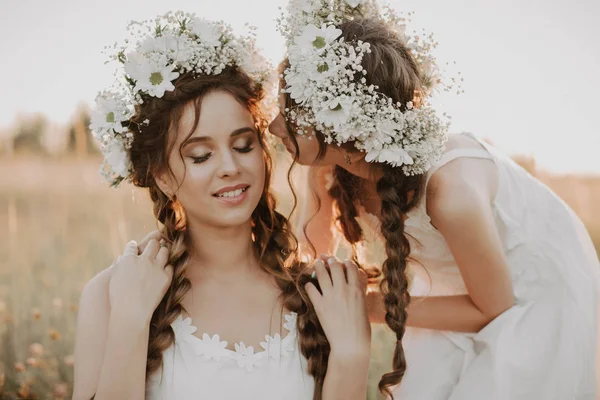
161;90;266;228
268;84;342;167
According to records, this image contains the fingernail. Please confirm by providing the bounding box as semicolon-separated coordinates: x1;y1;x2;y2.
327;257;337;265
311;271;317;278
314;260;324;268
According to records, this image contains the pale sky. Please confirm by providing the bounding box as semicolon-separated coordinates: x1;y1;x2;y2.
1;0;599;173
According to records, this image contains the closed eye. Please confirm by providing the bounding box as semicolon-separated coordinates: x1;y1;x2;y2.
191;153;211;164
234;144;254;154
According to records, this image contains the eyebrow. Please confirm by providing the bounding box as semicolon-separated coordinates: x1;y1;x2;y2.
183;127;257;146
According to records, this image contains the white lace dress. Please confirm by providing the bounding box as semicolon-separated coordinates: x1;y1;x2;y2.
146;312;315;400
353;133;600;399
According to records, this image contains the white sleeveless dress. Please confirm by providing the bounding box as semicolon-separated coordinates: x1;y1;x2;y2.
354;133;600;399
145;312;315;400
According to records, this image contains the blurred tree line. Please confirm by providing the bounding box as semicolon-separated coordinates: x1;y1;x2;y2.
0;104;99;158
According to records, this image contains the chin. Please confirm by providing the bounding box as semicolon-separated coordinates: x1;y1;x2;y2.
209;197;262;229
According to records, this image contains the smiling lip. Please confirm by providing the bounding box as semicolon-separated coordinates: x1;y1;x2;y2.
212;184;250;206
213;184;249;196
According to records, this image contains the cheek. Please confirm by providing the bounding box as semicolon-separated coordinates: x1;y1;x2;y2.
269;115;289;138
296;137;320;162
177;163;212;200
240;148;267;180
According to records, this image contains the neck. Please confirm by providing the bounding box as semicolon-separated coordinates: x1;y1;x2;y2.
185;219;258;278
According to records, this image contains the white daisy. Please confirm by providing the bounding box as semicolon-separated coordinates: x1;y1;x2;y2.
316;96;353;129
365;146;414;167
260;334;282;360
295;24;342;52
233;342;261;371
199;334;228;361
138;33;179;56
283;313;298;332
172;317;198;339
285;71;313;104
190;18;222;47
102;140;130;178
128;57;180;98
90;93;128;135
376;119;405;141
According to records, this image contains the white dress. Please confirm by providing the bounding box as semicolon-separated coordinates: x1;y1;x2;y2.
355;133;600;399
146;312;315;400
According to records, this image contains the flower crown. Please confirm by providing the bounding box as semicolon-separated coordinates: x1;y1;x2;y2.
277;0;452;175
90;11;272;187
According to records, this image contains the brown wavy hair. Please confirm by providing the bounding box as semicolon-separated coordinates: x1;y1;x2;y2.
127;67;330;399
281;18;427;397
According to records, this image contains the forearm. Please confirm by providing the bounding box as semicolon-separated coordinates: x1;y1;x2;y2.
408;295;501;333
95;314;150;400
367;291;505;332
322;351;370;400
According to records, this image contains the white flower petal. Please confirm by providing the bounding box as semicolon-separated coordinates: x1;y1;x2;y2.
345;0;363;8
190;18;222;47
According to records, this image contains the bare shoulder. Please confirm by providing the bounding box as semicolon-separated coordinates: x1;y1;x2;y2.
72;266;114;399
426;135;498;219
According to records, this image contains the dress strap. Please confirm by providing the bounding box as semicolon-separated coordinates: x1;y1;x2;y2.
410;134;496;221
426;147;494;182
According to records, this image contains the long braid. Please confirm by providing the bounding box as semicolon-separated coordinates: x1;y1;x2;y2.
145;186;192;377
251;136;330;399
328;166;363;245
127;67;287;379
253;197;330;399
327;166;381;279
375;168;423;397
281;18;429;398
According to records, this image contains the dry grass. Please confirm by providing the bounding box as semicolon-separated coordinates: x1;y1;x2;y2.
0;156;597;399
0;157;157;399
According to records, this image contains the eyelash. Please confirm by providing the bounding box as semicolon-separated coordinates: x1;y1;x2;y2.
191;144;255;164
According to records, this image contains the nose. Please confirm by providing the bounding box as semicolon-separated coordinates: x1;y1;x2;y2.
268;114;288;139
217;149;240;178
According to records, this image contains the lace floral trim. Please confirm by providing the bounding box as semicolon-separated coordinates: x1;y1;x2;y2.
171;312;298;371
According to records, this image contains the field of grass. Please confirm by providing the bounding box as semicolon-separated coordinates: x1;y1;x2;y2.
0;156;597;399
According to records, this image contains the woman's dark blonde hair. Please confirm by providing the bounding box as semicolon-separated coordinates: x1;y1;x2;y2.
128;67;331;399
281;18;427;398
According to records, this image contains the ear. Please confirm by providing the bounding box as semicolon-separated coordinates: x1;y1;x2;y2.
336;146;364;165
347;150;365;164
155;170;175;200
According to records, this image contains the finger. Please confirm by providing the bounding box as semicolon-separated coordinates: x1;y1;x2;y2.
123;240;138;256
313;260;333;295
344;259;360;287
142;239;160;259
328;257;347;287
357;268;369;292
318;254;330;262
137;230;162;254
304;282;322;308
163;264;174;281
155;245;169;267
